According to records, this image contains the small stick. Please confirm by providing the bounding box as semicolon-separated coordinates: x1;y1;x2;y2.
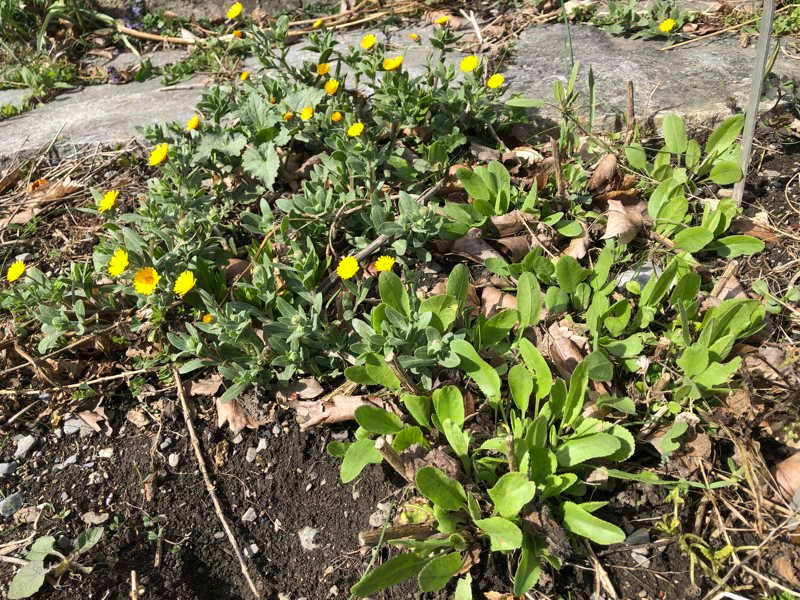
0;368;153;397
624;80;635;145
130;570;138;600
505;435;517;471
710;260;739;298
172;367;262;599
117;24;196;45
358;524;438;547
374;437;412;483
550;137;565;203
288;0;373;26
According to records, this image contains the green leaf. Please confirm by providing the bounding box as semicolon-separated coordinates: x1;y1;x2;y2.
562;360;589;427
419;294;459;332
555;433;622;467
488;472;536;518
24;537;55;561
345;353;401;390
415;466;467;511
662;114;687;154
340;439;382;483
432;385;464;427
75;527;104;554
585;351;613;382
326;441;348;458
517;272;541;332
505;95;544;108
393;426;426;452
707;235;764;258
705;114;744;156
555;255;588;294
241;143;280;189
418;552;462;592
351;552;428;596
655;421;688;458
454;574;473;600
508;364;533;413
457;167;491;202
8;560;47;600
673;226;713;253
447;264;470;314
625;143;648;172
402;394;432;428
562;501;625;545
514;534;544;595
354;405;404;435
378;271;411;319
603;299;631;337
450;339;501;401
474;517;523;551
477;309;519;349
709;160;743;185
442;419;470;459
518;338;552;401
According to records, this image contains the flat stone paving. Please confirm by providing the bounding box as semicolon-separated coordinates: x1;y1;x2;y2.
1;22;798;165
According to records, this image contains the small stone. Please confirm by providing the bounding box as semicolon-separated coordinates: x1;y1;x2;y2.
0;492;23;517
244;543;259;557
330;430;349;441
246;448;257;463
305;483;312;492
98;448;114;459
168;453;180;468
274;518;282;532
213;531;225;539
328;586;339;597
57;454;78;470
13;435;36;459
0;462;19;477
256;438;268;452
232;433;244;445
159;437;173;450
63;418;84;436
242;507;257;522
272;424;281;436
298;526;320;551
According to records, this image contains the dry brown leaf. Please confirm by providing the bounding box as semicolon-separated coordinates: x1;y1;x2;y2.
484;592;514;600
291;394;394;430
481;286;517;318
541;320;587;377
775;452;800;502
13;506;41;525
602;198;648;244
732;215;779;243
276;377;323;403
216;397;268;434
1;178;81;227
189;372;224;396
43;358;86;380
225;258;251;283
588;153;618;192
502;145;542;165
774;553;800;587
470;143;501;162
742;344;799;385
81;511;110;525
496;235;532;262
723;389;754;420
452;230;505;264
213;439;230;467
126;407;150;429
489;210;536;237
423;10;465;28
562;225;589;260
78;407;112;436
0;166;21;195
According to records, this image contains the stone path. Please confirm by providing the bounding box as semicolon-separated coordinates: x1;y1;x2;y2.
1;22;798;165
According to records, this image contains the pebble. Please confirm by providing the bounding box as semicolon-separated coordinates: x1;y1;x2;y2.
232;433;244;445
274;518;282;532
246;448;257;463
328;586;338;597
330;430;348;441
256;438;268;453
56;454;78;470
617;261;658;290
168;453;180;468
63;418;84;436
272;424;281;436
297;526;320;551
213;531;225;539
0;492;23;517
159;437;173;450
13;435;36;460
241;507;257;522
0;462;19;477
244;543;259;557
98;448;114;459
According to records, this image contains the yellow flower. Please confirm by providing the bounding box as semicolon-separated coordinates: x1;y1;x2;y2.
324;79;340;95
173;270;197;297
347;122;364;137
133;266;160;295
360;34;377;50
374;255;395;272
382;55;403;71
148;143;169;166
283;111;294;121
6;260;25;283
97;189;118;213
659;18;676;33
201;313;215;324
460;55;479;72
331;111;343;122
312;18;323;28
408;32;420;42
316;62;330;75
300;106;314;120
434;15;450;25
240;71;250;81
486;74;505;89
226;2;242;19
336;256;359;280
186;114;201;131
232;29;243;38
107;249;129;277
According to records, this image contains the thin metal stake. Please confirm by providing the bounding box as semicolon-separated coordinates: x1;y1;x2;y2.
733;0;776;204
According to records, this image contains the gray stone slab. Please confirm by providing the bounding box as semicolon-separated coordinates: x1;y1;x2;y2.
96;0;307;20
511;24;800;127
0;87;30;109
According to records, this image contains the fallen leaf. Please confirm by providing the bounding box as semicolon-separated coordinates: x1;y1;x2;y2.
189;372;224;396
470;143;501;162
541;320;587;377
423;10;464;28
775;452;800;502
1;178;81;227
490;210;536;237
81;511;110;525
723;389;754;420
452;230;506;264
0;166;21;195
216;397;268;434
484;592;514;600
562;224;589;259
225;258;251;283
78;407;112;437
291;395;394;430
496;235;533;262
276;377;324;403
502;145;542;165
481;286;517;318
213;439;230;467
602;198;648;244
126;407;150;429
774;553;800;587
13;506;41;525
588;153;619;192
732;215;778;243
